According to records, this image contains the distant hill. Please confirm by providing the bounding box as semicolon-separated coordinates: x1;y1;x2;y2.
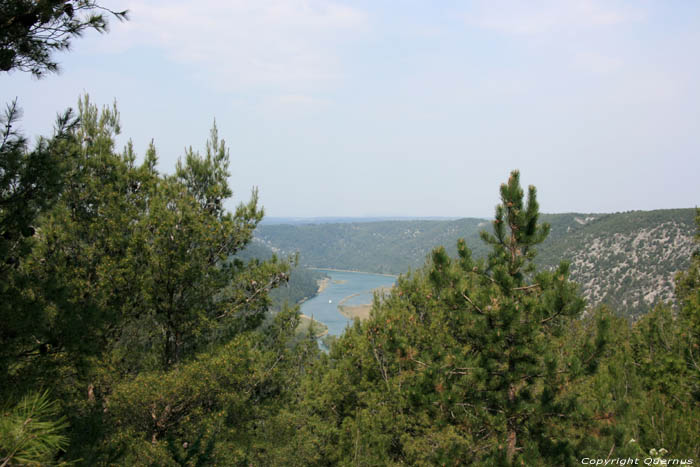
260;216;461;225
256;218;486;274
255;209;697;318
234;241;327;309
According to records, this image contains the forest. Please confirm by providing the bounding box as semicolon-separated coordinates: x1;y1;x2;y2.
2;95;698;464
2;2;699;466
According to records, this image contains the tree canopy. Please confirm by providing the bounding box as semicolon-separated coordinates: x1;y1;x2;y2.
2;141;699;463
266;173;699;466
0;0;127;76
0;96;319;465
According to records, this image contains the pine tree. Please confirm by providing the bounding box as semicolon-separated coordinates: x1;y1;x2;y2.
0;0;127;76
287;171;607;465
620;208;700;459
0;391;69;466
419;170;605;464
0;100;79;377
1;95;314;463
675;209;700;394
463;171;588;463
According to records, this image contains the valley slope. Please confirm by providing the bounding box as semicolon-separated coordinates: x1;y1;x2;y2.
256;209;697;318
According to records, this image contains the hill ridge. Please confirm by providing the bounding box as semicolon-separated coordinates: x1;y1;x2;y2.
256;208;697;318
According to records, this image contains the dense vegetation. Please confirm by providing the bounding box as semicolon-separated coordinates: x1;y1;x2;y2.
235;240;328;312
256;218;487;274
257;210;696;318
0;0;127;76
2;111;698;464
0;97;320;465
266;177;700;465
2;12;698;465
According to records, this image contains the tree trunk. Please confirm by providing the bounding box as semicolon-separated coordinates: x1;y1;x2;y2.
507;428;516;464
507;384;517;464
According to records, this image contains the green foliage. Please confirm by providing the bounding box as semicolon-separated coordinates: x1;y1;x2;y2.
283;171;607;465
176;121;232;215
1;95;320;464
102;308;314;466
0;99;79;377
236;240;328;311
0;100;73;259
629;306;699;457
0;0;128;76
2;87;698;465
575;211;700;461
0;390;69;466
675;209;700;360
10;95;291;377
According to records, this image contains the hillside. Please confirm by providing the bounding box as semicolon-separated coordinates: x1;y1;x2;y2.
256;218;486;274
256;209;697;317
536;209;697;316
234;241;328;310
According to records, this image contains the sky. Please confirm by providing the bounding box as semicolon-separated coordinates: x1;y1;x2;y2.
1;0;699;218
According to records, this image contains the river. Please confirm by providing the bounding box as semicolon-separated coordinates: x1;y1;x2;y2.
300;269;397;337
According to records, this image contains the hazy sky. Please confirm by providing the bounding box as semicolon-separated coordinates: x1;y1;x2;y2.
2;0;699;217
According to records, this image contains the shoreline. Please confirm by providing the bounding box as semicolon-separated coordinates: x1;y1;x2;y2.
337;292;362;307
309;267;399;278
336;286;394;321
337;304;372;321
316;277;331;294
298;314;329;337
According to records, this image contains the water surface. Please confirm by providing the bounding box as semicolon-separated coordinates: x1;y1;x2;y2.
300;270;396;336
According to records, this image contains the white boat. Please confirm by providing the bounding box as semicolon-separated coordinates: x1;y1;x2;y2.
328;299;332;304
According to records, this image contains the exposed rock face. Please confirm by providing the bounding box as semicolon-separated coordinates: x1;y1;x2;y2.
546;215;696;317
